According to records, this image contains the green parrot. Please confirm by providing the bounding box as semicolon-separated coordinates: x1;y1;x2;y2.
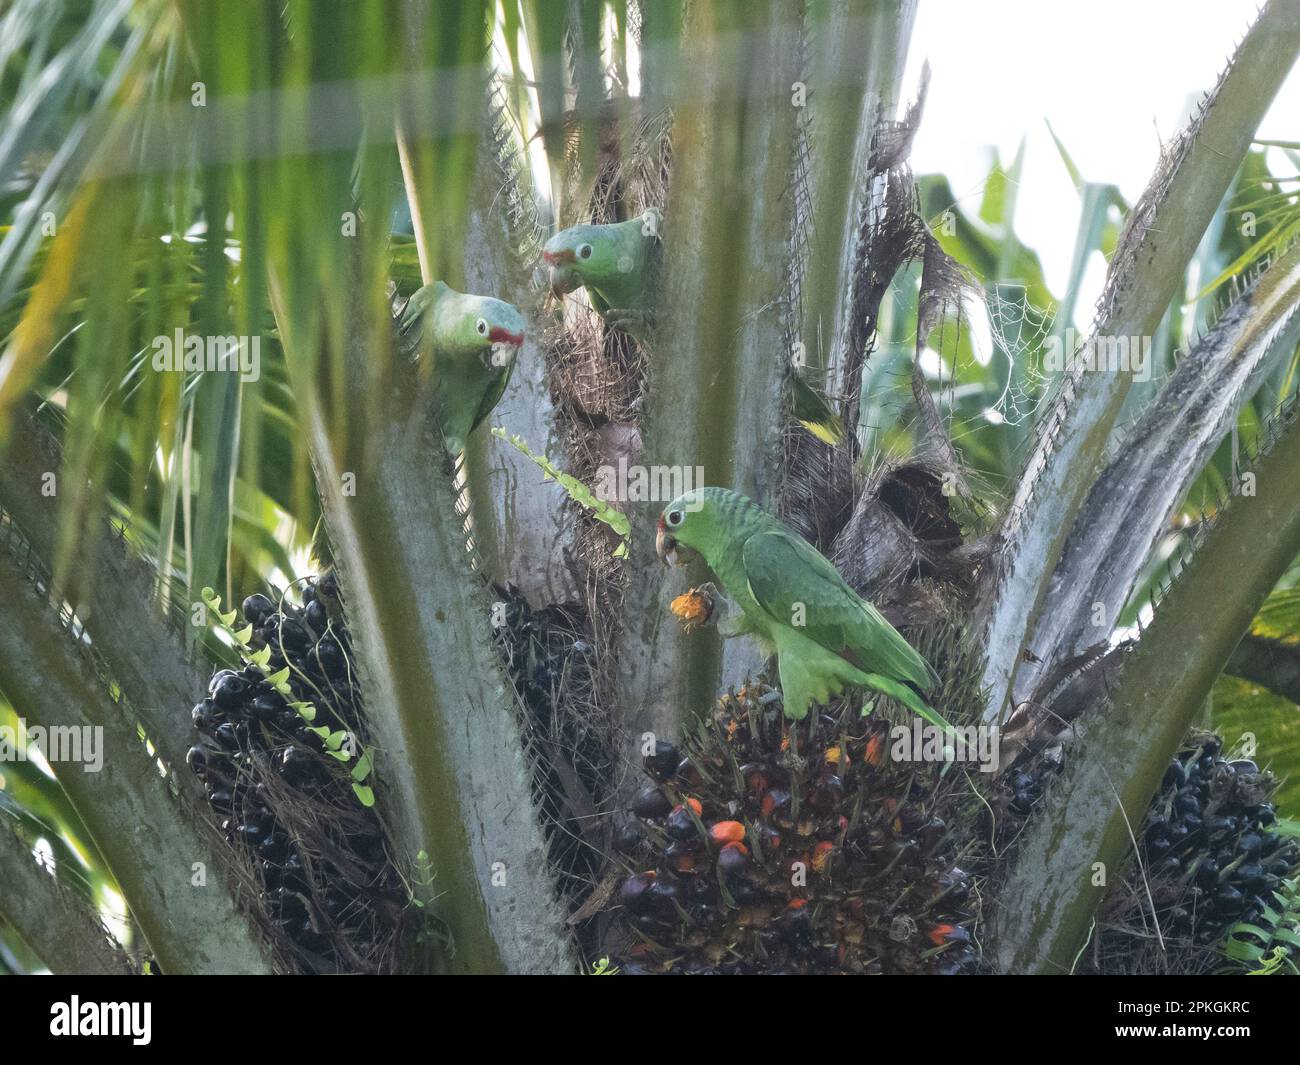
543;208;844;445
656;486;944;727
542;208;663;320
396;281;526;455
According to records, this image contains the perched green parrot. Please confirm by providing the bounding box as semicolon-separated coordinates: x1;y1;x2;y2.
657;486;944;726
543;208;844;445
542;208;663;321
397;281;526;454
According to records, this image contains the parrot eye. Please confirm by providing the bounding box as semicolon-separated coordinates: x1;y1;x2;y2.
667;510;683;527
475;317;489;337
578;243;593;260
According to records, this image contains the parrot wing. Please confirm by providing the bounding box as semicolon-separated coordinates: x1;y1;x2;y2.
587;285;612;315
742;530;939;692
395;285;435;358
469;358;515;437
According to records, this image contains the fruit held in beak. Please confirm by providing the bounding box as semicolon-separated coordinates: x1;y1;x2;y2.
670;587;714;630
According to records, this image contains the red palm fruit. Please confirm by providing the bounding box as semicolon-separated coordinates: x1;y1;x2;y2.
709;821;746;846
927;923;956;946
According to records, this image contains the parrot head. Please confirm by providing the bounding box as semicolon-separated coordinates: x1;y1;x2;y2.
542;223;617;298
541;209;662;299
422;281;526;366
656;487;711;567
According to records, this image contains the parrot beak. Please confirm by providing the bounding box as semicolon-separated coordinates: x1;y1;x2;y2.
543;249;580;299
547;265;579;300
485;325;524;369
656;525;679;567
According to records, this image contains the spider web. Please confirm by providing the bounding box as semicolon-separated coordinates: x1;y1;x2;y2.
982;284;1059;427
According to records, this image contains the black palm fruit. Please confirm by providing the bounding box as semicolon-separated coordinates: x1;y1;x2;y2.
191;700;217;732
304;598;329;634
209;671;249;711
644;741;680;782
242;593;275;626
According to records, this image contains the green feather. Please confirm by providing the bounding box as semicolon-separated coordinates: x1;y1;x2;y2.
742;530;939;692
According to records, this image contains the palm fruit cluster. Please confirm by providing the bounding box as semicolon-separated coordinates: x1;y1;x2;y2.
610;686;980;974
978;748;1064;846
490;585;611;915
1085;731;1300;974
491;585;591;733
186;574;404;973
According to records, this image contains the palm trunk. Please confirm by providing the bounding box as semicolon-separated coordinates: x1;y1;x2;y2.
0;823;131;975
800;0;917;392
0;548;272;974
461;101;578;605
1013;239;1300;712
615;0;804;746
0;414;208;799
270;256;574;973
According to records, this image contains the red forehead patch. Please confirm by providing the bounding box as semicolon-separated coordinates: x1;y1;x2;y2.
488;326;524;346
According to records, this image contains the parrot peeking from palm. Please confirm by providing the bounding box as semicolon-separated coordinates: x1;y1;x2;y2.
657;486;946;729
396;281;526;455
543;208;844;445
542;208;663;328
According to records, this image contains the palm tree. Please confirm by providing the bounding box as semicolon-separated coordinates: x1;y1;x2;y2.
0;0;1298;975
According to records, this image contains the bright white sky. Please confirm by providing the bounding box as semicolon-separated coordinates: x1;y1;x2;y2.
903;1;1300;309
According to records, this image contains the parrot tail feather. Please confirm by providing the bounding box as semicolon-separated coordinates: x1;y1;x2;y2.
772;626;873;720
858;672;954;734
770;624;954;730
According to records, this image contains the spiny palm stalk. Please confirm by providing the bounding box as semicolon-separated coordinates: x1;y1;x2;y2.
0;0;1299;978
